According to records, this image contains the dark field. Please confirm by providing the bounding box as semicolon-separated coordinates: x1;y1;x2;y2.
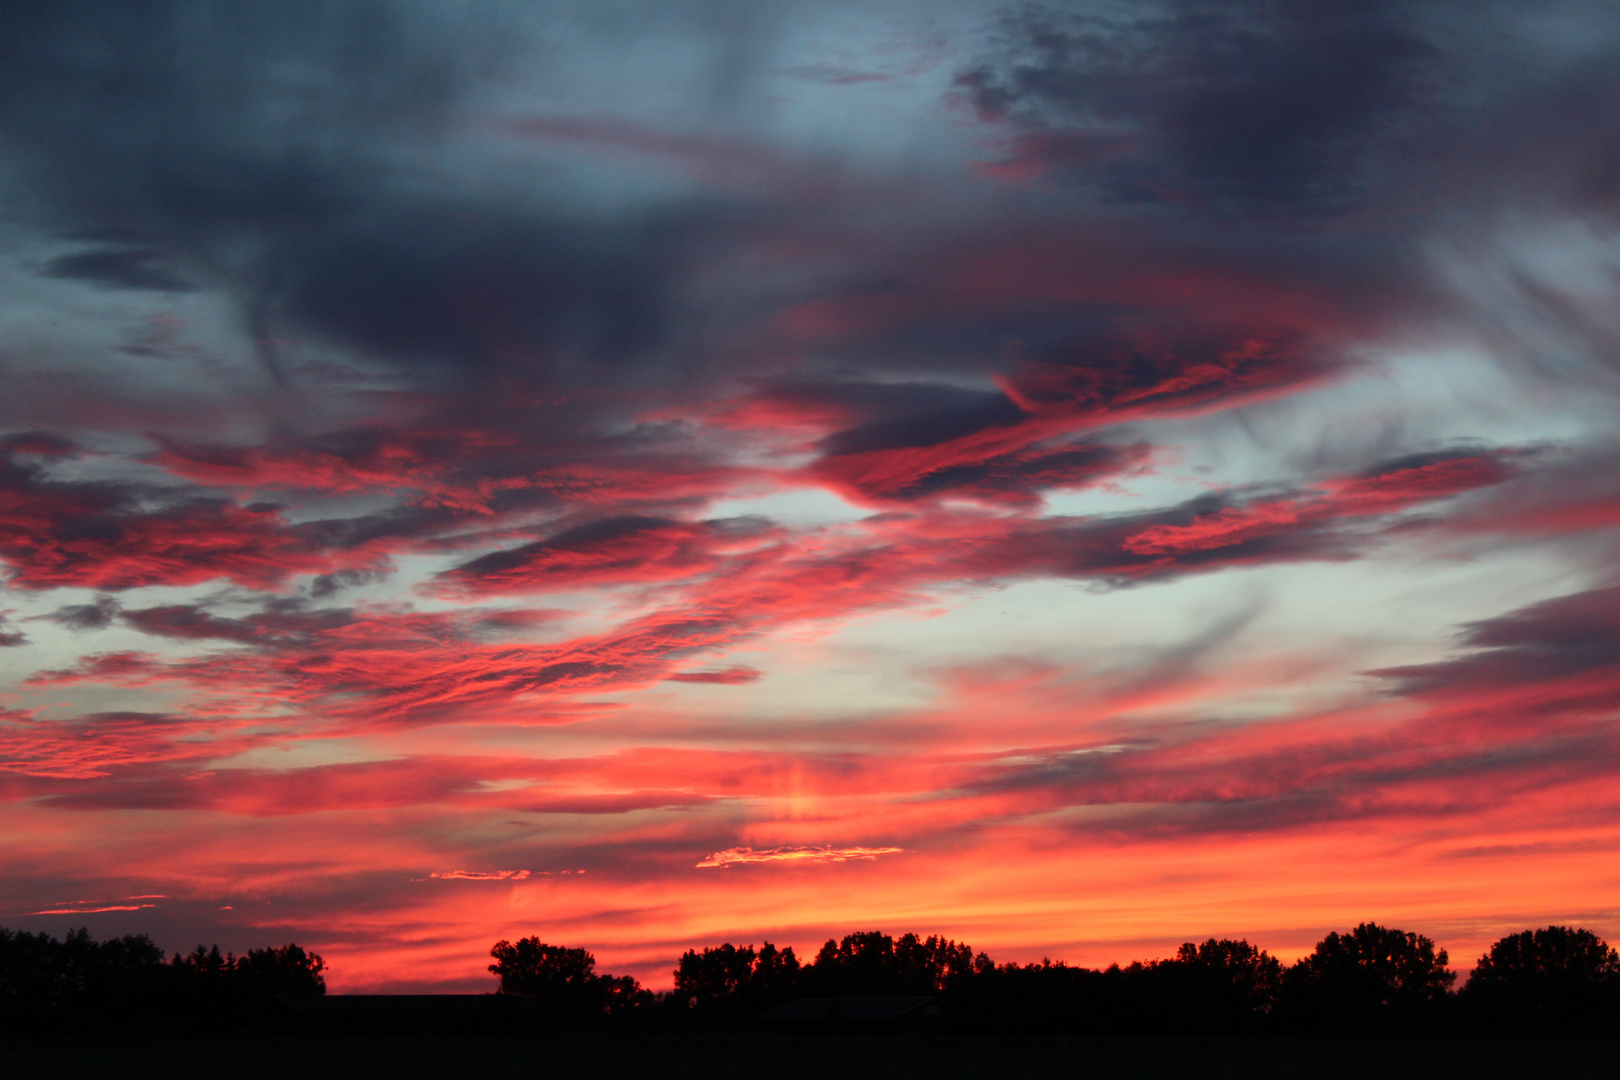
6;1034;1619;1080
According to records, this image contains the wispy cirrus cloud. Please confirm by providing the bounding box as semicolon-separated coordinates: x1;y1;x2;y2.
697;846;905;868
428;870;530;881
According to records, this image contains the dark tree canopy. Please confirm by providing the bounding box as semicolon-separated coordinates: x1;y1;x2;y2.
1470;925;1620;987
804;931;982;996
675;942;758;1002
0;927;324;1033
0;927;166;1006
10;920;1620;1040
1462;926;1620;1033
1158;937;1284;1027
1289;922;1455;1003
1278;922;1455;1033
233;944;327;995
673;941;801;1015
171;940;326;995
1171;939;1282;993
751;942;801;998
489;938;597;997
489;937;648;1017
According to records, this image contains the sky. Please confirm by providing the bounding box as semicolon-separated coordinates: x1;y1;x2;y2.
2;0;1620;992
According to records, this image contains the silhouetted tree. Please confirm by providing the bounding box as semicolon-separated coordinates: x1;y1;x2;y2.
895;932;978;995
1278;922;1455;1033
1462;926;1620;1035
171;944;234;988
233;944;327;996
490;939;596;999
1151;938;1284;1033
596;972;654;1016
672;940;802;1019
0;926;374;1035
0;928;168;1015
806;931;894;995
675;942;757;1003
751;942;803;1001
0;929;66;1010
957;958;1102;1033
802;931;978;997
64;929;167;1001
161;941;324;1031
489;938;647;1019
32;918;1619;1040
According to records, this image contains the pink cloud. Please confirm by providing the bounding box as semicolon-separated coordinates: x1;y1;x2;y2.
429;870;531;881
697;845;905;868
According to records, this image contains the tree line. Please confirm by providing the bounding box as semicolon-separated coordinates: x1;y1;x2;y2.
488;923;1620;1036
0;927;325;1033
5;921;1614;1037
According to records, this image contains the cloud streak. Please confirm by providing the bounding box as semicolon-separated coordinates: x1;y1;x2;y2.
697;846;905;869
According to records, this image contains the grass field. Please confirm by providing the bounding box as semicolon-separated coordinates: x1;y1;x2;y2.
6;1033;1619;1079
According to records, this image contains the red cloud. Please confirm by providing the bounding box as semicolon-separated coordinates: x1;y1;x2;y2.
20;449;1520;736
1;493;355;591
437;516;774;596
0;708;270;780
0;443;390;590
665;666;762;685
812;438;1145;506
740;332;1320;507
1123;452;1516;557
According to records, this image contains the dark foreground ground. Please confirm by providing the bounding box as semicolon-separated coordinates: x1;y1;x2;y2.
6;1034;1620;1080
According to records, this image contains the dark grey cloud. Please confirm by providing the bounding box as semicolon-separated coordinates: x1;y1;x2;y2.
818;389;1028;457
955;0;1440;219
0;1;723;394
268;205;696;379
39;596;121;632
750;377;1014;426
121;603;355;645
439;514;772;592
309;565;391;598
0;1;473;233
956;0;1620;236
41;247;196;291
0;614;25;647
1372;585;1620;698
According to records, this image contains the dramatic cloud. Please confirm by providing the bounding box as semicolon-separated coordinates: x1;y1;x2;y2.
0;0;1616;993
955;3;1440;217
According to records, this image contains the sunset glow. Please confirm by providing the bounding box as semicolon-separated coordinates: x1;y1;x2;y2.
2;1;1619;992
